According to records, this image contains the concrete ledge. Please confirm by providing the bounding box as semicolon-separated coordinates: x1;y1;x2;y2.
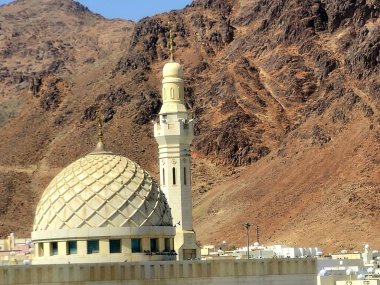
32;226;176;241
0;258;317;285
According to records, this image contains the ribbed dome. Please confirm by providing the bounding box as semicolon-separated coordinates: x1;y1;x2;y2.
163;61;183;78
33;153;172;231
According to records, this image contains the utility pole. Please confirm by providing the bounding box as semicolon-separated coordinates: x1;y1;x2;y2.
243;223;251;259
256;225;259;244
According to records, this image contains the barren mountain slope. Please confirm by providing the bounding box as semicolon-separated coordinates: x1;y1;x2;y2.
0;0;379;252
0;0;135;236
187;0;380;251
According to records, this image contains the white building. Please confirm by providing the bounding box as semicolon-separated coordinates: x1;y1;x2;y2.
318;245;380;285
271;245;322;258
233;243;322;259
0;233;32;265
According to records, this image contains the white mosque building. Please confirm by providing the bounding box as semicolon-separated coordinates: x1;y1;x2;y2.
0;29;318;285
31;51;200;264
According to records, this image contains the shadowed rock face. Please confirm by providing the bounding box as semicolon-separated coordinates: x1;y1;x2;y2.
0;0;379;251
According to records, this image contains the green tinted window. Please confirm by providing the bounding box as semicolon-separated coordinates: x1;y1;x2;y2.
68;241;77;255
131;239;141;253
109;239;121;253
87;240;99;254
150;238;158;252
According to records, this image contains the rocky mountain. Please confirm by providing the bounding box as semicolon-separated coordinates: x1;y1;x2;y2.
0;0;379;252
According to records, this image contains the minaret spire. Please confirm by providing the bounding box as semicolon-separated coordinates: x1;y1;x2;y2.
168;22;175;62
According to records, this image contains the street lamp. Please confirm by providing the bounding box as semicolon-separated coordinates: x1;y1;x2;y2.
242;223;251;259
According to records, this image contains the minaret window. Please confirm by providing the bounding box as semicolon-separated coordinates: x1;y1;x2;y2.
163;88;167;100
184;167;187;185
162;168;165;186
170;88;174;99
172;167;176;185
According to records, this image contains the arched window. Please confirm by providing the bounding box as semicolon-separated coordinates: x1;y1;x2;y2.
170;88;174;99
183;167;187;185
172;167;176;185
163;88;167;100
162;168;165;186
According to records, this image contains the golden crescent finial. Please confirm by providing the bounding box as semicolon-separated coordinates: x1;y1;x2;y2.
168;21;175;62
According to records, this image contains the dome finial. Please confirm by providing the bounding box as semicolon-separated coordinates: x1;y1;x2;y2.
92;111;108;153
97;113;104;144
168;21;175;62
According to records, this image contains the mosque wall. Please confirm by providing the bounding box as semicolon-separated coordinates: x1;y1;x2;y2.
0;258;317;285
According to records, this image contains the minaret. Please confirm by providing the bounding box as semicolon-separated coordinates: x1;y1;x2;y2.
154;28;199;260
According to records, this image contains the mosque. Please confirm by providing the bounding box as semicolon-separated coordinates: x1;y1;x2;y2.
31;41;200;264
0;29;317;285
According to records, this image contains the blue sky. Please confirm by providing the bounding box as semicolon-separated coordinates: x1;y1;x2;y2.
0;0;192;21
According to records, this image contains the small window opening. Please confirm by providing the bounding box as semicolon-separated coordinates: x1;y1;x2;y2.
150;238;158;252
184;167;187;185
131;239;141;253
172;167;176;185
67;241;77;255
164;238;171;252
38;243;44;257
87;240;99;254
51;242;58;256
109;239;121;253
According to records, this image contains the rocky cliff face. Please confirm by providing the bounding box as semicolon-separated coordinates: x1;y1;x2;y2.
0;0;378;251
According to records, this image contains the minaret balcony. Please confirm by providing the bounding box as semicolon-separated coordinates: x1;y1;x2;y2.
154;121;193;136
154;121;194;146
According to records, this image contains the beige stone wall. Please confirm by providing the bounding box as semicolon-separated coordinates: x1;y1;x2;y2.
0;258;317;285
